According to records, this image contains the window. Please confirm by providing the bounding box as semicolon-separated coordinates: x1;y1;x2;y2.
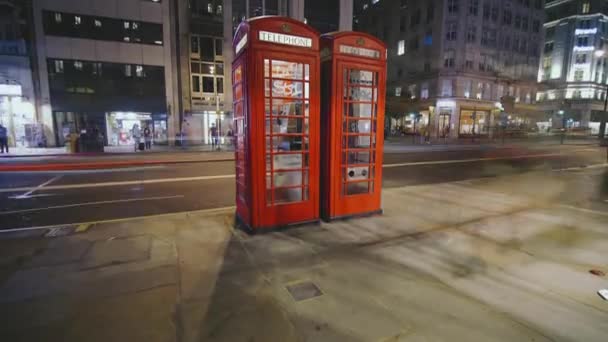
448;0;459;13
427;3;435;23
421;83;429;99
400;16;406;32
397;40;405;55
124;21;130;29
577;36;589;47
441;79;453;96
409;36;419;51
476;82;483;99
533;20;540;33
424;31;433;46
54;12;62;23
503;10;512;25
446;23;457;41
217;5;223;14
535;0;542;9
582;2;590;14
522;16;528;31
74;16;81;25
395;86;402;97
191;36;199;54
464;79;472;98
575;54;587;64
202;76;214;92
465;60;474;69
483;2;490;19
207;3;213;13
544;41;554;53
424;62;431;72
542;56;551;69
504;35;511;49
216;78;224;94
574;69;584;81
408;84;417;99
92;62;102;76
54;60;64;73
136;65;144;77
491;6;498;22
468;0;479;15
514;15;521;29
94;19;102;27
73;61;83;70
192;75;200;92
410;9;421;28
466;26;476;43
124;64;132;77
444;50;455;68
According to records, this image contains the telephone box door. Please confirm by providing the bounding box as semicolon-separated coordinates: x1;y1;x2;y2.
333;62;384;217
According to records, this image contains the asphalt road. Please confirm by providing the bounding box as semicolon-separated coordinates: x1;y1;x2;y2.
0;146;606;230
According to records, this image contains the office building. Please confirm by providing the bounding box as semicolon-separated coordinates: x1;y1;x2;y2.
31;0;179;147
0;0;39;148
357;0;545;138
537;0;608;134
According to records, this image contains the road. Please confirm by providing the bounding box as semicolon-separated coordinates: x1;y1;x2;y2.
0;145;606;230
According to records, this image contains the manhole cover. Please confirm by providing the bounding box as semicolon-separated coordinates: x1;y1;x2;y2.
286;281;323;302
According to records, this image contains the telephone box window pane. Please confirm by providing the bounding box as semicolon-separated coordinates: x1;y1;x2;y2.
265;79;270;97
348;70;374;86
235;85;243;102
234;65;242;83
346;182;370;195
344;151;373;164
305;64;310;80
272;136;306;151
273;171;307;186
345;120;372;134
275;188;304;203
271;61;303;79
273;117;308;134
274;153;305;169
272;80;303;98
270;99;305;116
304;101;309;116
345;135;371;149
264;59;270;77
305;82;309;99
348;103;373;118
348;87;373;101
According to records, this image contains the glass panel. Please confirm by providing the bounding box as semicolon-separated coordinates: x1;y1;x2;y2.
265;79;270;97
264;59;270;78
274;170;306;187
347;103;373;118
191;62;200;73
272;80;303;98
348;86;373;101
266;173;272;189
348;70;374;86
271;61;303;79
305;64;310;81
234;65;242;83
269;135;307;151
202;76;214;92
269;99;305;116
345;119;372;134
272;117;308;134
274;187;304;203
344;151;373;164
345;135;371;149
234;84;243;101
273;153;305;170
305;82;310;99
346;182;370;195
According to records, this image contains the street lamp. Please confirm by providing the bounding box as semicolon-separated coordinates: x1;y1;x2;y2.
595;49;607;143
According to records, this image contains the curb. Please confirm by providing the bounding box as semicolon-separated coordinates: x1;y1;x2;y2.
0;158;235;172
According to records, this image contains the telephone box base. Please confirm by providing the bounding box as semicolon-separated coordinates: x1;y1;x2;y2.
321;209;383;223
234;214;320;235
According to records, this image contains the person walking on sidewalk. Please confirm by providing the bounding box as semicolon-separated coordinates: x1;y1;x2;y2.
143;125;152;150
210;124;219;150
0;124;8;153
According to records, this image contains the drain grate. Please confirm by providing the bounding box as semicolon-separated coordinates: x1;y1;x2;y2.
286;281;323;302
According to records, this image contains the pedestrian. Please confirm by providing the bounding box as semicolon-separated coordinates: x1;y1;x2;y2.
132;124;141;152
210;124;219;150
143;125;152;150
0;123;8;154
226;128;234;147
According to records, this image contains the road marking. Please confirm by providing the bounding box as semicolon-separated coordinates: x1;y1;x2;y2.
0;195;184;215
0;205;236;233
75;223;91;233
557;204;608;217
0;174;235;194
382;152;562;168
553;163;608;172
10;175;62;199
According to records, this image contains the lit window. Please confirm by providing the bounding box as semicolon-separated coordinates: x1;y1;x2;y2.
154;40;163;45
217;5;223;14
94;19;102;27
132;22;139;30
135;65;144;77
124;37;131;42
582;2;590;14
395;86;402;97
208;4;213;13
54;13;62;23
125;65;132;77
363;3;369;10
421;83;429;99
574;69;584;81
408;84;417;99
74;16;81;25
443;50;455;68
74;61;83;70
124;21;130;29
54;60;64;73
397;40;405;55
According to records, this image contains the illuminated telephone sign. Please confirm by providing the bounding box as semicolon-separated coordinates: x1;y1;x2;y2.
319;32;387;221
232;16;321;232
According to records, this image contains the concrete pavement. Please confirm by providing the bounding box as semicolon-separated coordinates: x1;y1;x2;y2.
1;168;607;341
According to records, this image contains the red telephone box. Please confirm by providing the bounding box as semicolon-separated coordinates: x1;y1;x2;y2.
320;32;387;221
232;17;321;232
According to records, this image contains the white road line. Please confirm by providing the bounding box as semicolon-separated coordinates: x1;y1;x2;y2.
382;152;561;168
557;204;608;217
0;205;236;233
0;195;184;215
553;163;608;172
0;174;235;194
11;175;62;199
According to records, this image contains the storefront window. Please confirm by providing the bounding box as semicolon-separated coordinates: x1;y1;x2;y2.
105;112;166;146
459;109;489;135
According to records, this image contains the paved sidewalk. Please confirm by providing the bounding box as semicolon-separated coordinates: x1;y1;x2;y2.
1;170;608;341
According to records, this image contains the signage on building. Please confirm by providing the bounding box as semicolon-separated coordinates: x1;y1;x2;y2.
258;31;312;48
339;45;380;59
236;34;248;54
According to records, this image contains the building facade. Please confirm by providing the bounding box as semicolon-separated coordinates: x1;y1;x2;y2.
31;0;179;147
0;0;39;148
176;0;353;146
537;0;608;134
356;0;545;138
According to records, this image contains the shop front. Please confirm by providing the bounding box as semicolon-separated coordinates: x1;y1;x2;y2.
0;93;38;147
459;109;490;136
105;111;167;146
185;111;233;145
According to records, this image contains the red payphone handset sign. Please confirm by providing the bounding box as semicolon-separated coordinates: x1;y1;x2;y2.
232;17;321;232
